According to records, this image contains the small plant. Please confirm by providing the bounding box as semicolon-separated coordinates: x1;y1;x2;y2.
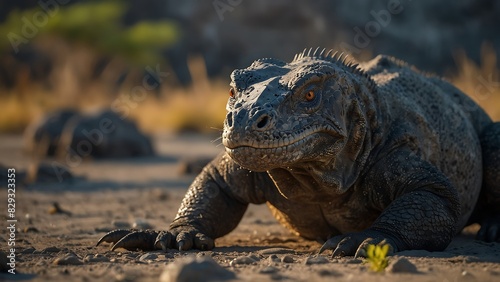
365;243;390;273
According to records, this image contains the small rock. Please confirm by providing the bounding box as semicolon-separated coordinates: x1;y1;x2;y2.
229;256;257;266
53;253;83;265
281;255;294;263
94;227;112;233
196;251;214;258
253;219;263;224
23;227;39;233
21;247;36;254
260;266;279;274
344;258;362;264
132;218;153;229
248;254;261;261
48;202;71;216
318;269;341;277
386;257;418;273
461;270;476;281
159;256;235;282
139;253;158;262
304;256;329;265
112;220;131;229
151;188;170;201
259;248;295;255
42;246;61;253
84;254;110;263
268;254;280;263
25;213;32;223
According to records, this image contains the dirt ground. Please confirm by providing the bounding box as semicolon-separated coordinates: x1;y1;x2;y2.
1;133;500;281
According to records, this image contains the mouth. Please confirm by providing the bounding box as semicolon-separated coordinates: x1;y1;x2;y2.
223;127;342;171
223;124;340;149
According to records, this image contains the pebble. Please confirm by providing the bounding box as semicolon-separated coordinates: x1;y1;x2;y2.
258;248;295;255
196;251;214;258
84;254;110;263
248;254;261;261
260;266;279;274
132;219;153;229
344;258;362;264
149;188;170;201
318;269;342;277
304;256;329;265
48;202;71;216
21;247;36;254
42;246;61;253
268;254;280;263
386;257;418;273
281;255;294;263
112;220;131;229
229;256;257;266
22;227;39;233
53;253;83;265
461;270;476;281
139;253;158;262
159;256;235;282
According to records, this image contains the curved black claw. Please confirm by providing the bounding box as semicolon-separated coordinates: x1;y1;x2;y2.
476;215;500;242
154;231;175;252
96;229;137;247
96;229;159;251
111;230;159;251
318;230;398;258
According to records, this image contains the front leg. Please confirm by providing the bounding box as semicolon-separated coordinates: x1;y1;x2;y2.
320;149;461;257
97;153;269;251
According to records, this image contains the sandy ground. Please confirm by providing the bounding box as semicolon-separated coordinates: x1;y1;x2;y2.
1;133;500;282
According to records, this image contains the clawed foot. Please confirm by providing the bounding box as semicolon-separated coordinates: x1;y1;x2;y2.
476;215;500;242
318;230;399;258
96;228;215;251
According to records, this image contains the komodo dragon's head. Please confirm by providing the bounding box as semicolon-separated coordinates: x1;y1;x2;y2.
222;48;377;179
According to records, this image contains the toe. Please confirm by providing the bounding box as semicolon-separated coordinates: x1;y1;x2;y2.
111;230;158;251
487;225;499;243
154;231;175;251
318;236;343;255
194;233;214;250
332;236;358;257
176;231;194;251
477;216;500;242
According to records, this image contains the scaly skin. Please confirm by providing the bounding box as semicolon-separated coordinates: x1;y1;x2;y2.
97;48;500;255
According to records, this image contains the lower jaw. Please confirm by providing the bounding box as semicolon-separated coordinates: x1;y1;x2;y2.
225;146;298;172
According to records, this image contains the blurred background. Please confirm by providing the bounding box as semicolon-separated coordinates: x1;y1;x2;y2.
1;0;499;135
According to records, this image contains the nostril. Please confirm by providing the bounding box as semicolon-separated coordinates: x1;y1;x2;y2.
226;112;233;127
256;115;270;129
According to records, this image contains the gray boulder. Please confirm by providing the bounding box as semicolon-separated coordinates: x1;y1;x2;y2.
23;109;78;157
58;110;154;159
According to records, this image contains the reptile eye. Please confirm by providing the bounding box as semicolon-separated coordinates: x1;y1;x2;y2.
229;88;235;98
305;90;315;101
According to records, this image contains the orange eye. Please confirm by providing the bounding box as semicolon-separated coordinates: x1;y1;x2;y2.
229;88;235;98
305;90;315;101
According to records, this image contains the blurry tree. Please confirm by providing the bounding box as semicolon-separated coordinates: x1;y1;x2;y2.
0;1;178;90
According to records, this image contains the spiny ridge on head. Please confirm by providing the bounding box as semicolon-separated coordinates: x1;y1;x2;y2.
292;47;357;69
292;47;376;92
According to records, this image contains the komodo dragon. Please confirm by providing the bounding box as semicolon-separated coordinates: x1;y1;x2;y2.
97;48;500;257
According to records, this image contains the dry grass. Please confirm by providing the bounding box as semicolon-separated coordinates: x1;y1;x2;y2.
0;47;499;134
129;56;228;134
449;44;500;121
